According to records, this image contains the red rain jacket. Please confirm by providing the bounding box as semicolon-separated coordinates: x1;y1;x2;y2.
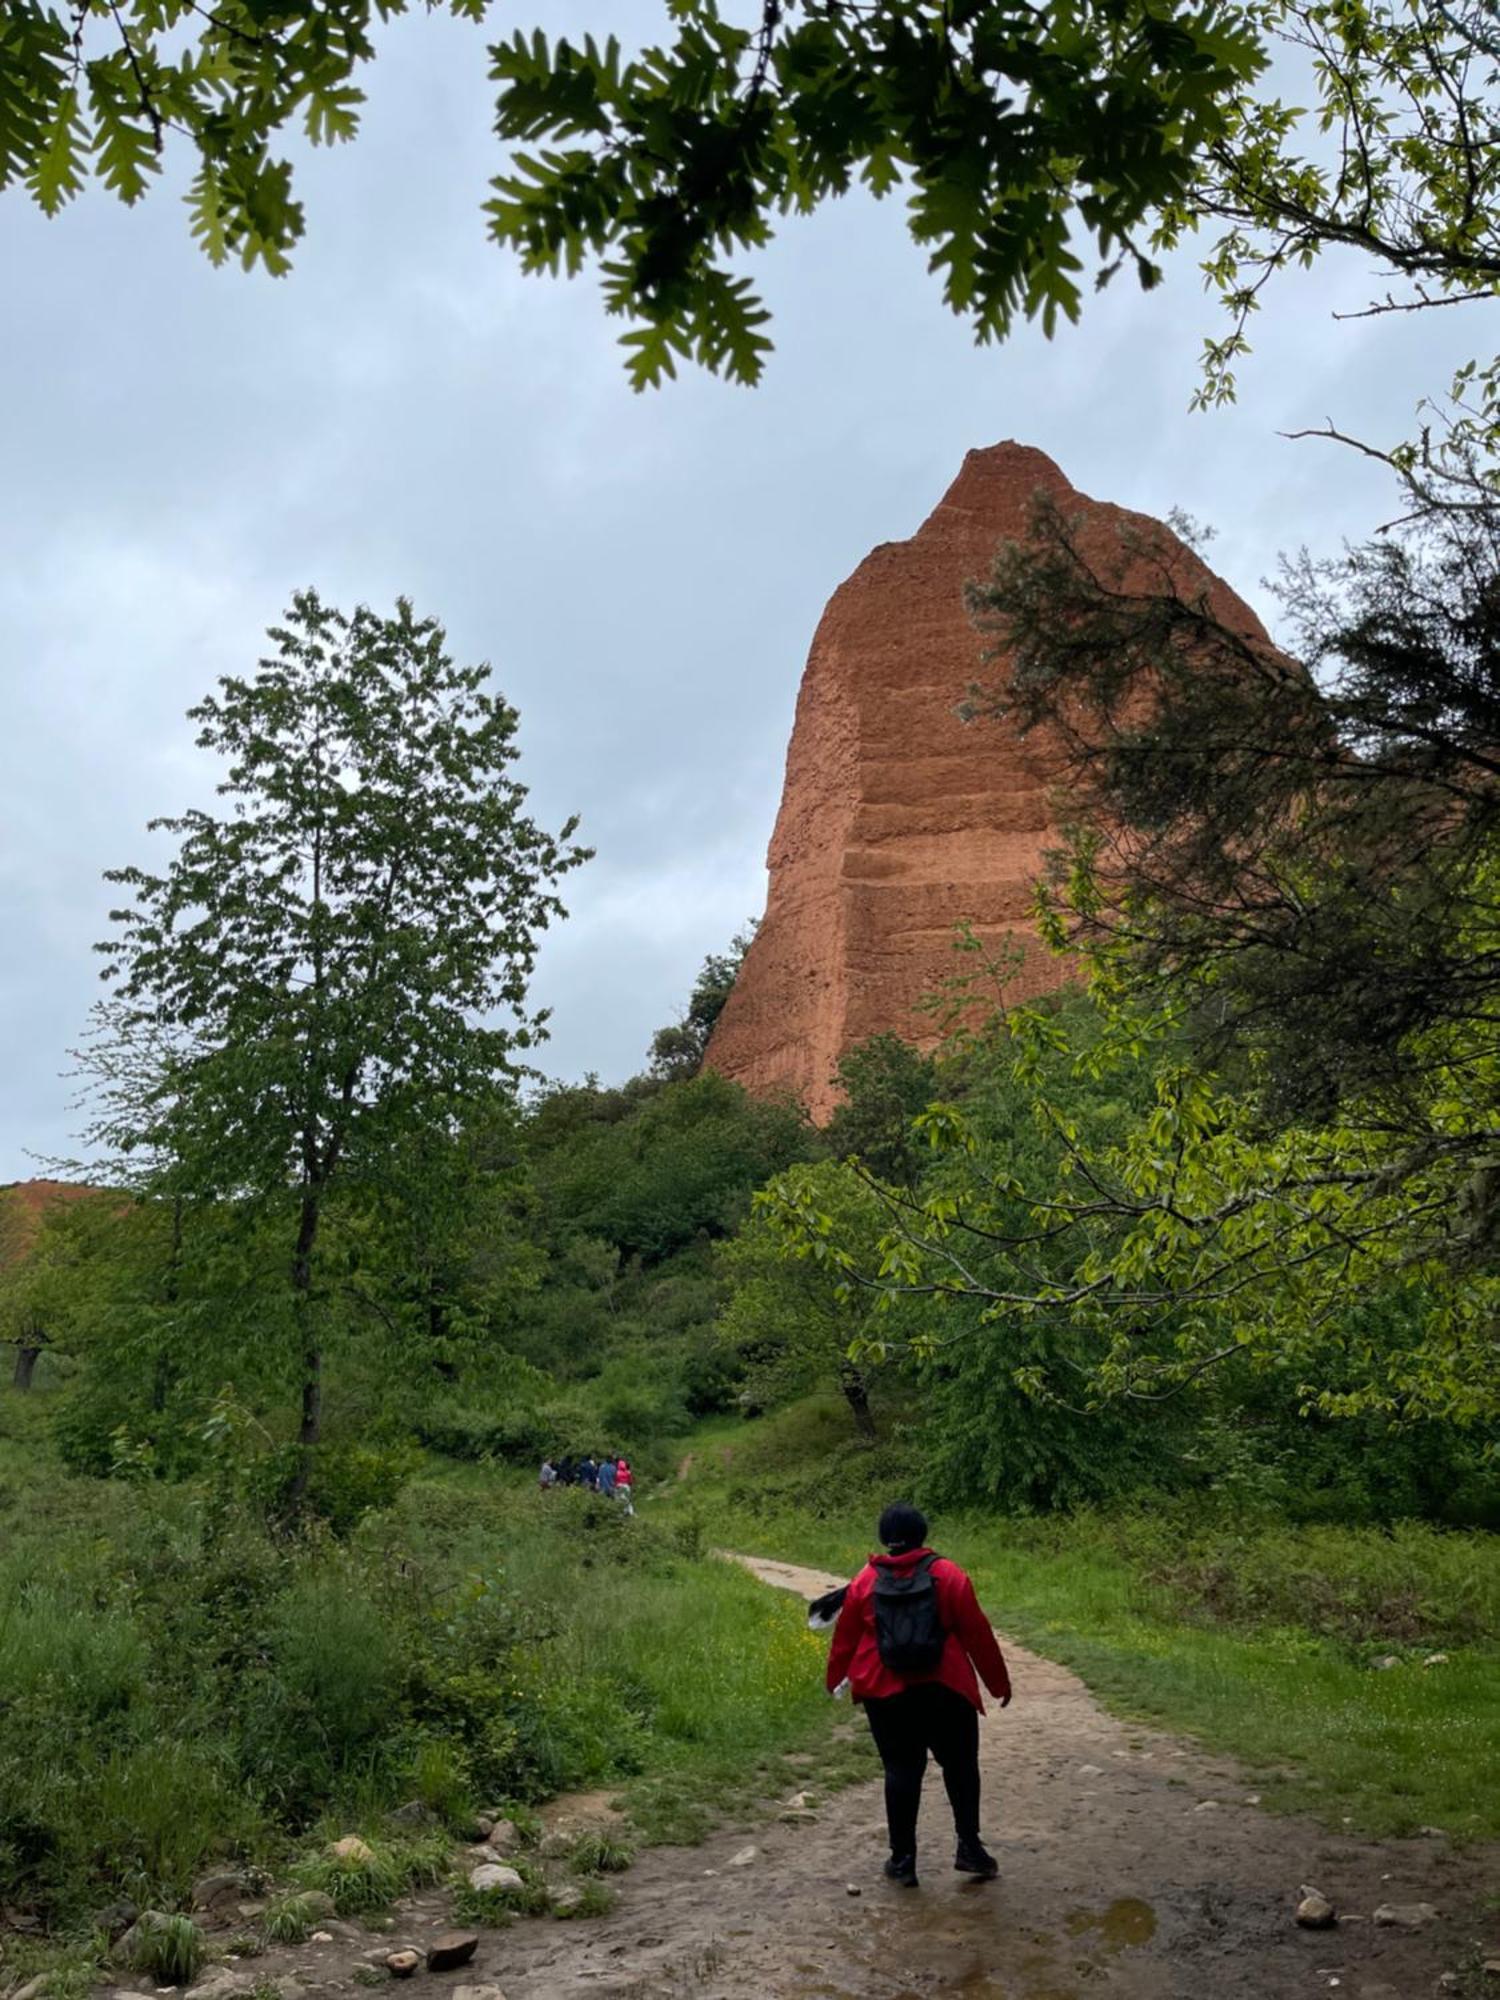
825;1549;1012;1713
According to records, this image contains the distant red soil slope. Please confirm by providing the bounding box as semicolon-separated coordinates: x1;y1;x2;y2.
704;441;1273;1121
0;1178;106;1266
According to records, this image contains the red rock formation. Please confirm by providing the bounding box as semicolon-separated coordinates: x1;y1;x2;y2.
0;1178;101;1265
705;442;1272;1120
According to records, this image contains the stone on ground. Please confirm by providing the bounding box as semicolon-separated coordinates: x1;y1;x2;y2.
328;1836;374;1864
425;1931;479;1972
1295;1888;1337;1929
1372;1901;1439;1928
191;1872;247;1915
468;1864;522;1894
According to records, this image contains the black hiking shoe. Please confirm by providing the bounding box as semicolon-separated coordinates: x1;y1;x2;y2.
954;1840;999;1879
883;1854;919;1888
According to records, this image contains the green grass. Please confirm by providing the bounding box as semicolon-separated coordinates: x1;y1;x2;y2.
0;1399;859;1935
567;1831;635;1875
119;1912;205;1984
657;1399;1500;1844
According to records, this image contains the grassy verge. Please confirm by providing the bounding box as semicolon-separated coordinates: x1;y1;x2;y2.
652;1398;1500;1844
0;1397;863;1954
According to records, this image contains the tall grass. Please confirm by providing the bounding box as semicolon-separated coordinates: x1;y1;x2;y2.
0;1423;850;1925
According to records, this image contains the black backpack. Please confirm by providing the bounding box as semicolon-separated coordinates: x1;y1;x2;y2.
873;1554;946;1674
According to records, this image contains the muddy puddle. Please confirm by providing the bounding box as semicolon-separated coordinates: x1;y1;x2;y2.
799;1892;1161;2000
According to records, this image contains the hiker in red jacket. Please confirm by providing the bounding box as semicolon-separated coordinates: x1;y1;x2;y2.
825;1502;1011;1888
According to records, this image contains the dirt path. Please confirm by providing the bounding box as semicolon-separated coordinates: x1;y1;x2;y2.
218;1554;1498;2000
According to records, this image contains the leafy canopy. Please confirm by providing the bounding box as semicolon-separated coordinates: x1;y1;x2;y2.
0;0;488;274
96;589;588;1194
488;0;1264;387
0;0;1253;384
9;1;1498;405
647;921;756;1083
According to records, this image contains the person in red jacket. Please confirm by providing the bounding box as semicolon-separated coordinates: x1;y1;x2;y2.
825;1502;1011;1888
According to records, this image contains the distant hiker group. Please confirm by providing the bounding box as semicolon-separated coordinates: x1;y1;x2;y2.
539;1453;634;1515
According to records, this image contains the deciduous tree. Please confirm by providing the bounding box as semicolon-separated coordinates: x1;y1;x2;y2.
90;589;588;1495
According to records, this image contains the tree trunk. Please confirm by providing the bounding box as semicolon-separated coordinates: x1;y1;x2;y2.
839;1361;877;1441
428;1293;458;1380
285;1188;323;1507
12;1342;41;1391
153;1192;182;1412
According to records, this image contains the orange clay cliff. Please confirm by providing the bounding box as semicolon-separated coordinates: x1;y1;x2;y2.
704;442;1273;1120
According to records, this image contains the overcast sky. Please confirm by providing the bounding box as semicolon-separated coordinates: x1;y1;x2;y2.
1;6;1489;1180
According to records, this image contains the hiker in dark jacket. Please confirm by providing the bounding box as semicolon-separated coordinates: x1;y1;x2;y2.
825;1502;1011;1888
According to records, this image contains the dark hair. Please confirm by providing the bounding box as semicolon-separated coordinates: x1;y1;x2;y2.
878;1502;928;1552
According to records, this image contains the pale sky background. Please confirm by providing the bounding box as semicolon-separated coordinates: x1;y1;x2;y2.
1;5;1490;1179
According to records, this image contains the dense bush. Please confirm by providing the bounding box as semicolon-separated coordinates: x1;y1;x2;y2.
531;1073;811;1264
0;1450;830;1919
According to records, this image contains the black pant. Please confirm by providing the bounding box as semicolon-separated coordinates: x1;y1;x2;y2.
863;1682;981;1859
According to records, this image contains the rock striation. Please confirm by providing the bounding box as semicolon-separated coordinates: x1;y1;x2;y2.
705;442;1271;1120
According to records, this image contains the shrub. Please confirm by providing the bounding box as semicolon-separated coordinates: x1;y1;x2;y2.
304;1442;423;1534
80;1740;257;1906
568;1830;633;1875
121;1912;204;1984
403;1739;472;1829
1005;1507;1500;1649
262;1892;326;1944
553;1878;617;1918
242;1573;401;1806
292;1847;404;1916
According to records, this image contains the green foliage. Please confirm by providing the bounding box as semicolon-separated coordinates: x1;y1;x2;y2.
765;943;1500;1437
0;1419;857;1931
567;1829;634;1875
302;1440;425;1535
262;1892;327;1946
6;0;1496;416
825;1035;938;1187
488;0;1263;384
647;925;756;1083
83;588;588;1492
291;1845;405;1916
1179;4;1500;412
533;1071;811;1265
1057;1508;1500;1649
403;1739;474;1829
120;1912;204;1985
411;1394;553;1465
552;1876;616;1918
718;1159;889;1436
264;1574;402;1763
0;0;489;272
